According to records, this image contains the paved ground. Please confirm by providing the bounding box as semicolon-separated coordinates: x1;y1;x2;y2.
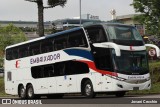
0;95;160;107
0;94;160;104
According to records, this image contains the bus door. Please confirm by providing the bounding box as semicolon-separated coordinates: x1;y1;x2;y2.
43;65;56;94
31;66;51;94
91;47;114;91
85;25;113;91
55;76;68;93
66;61;90;93
54;62;68;93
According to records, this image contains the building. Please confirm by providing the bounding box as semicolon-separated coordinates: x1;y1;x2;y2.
52;14;101;30
53;18;101;31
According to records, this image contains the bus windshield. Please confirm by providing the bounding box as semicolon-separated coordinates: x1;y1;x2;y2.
112;50;149;75
106;25;143;41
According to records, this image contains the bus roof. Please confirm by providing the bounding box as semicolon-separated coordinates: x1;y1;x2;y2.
5;22;133;49
5;27;82;49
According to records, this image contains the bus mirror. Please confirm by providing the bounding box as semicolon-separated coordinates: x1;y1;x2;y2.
93;42;121;56
145;44;160;57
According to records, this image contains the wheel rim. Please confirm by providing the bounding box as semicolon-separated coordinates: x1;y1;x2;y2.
85;84;92;96
28;87;33;98
20;88;25;98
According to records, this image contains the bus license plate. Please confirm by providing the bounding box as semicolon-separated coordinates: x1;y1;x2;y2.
133;87;139;90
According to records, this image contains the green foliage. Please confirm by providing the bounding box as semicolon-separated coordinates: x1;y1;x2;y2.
47;0;67;7
131;0;160;37
0;77;5;96
149;61;160;83
0;24;27;67
0;24;27;52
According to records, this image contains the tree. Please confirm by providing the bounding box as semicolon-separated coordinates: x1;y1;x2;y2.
25;0;67;37
131;0;160;37
0;24;27;67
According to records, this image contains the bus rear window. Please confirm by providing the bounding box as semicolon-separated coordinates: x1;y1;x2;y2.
6;49;12;60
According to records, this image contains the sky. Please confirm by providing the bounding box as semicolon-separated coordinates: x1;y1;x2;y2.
0;0;135;21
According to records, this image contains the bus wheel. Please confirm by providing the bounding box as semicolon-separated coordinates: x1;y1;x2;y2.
19;85;26;99
26;84;35;99
115;91;126;97
83;80;95;98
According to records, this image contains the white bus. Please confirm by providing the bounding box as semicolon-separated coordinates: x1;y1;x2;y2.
4;23;160;99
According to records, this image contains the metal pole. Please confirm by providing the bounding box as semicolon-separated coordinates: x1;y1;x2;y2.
80;0;82;26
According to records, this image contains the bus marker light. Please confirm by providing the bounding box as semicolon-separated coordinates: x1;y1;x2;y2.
15;60;21;68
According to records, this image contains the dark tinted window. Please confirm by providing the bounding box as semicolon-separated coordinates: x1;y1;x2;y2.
85;26;107;43
43;65;54;77
31;61;89;78
41;40;54;53
54;35;68;51
12;48;19;59
31;64;54;79
54;61;89;76
54;62;66;76
93;48;112;71
66;61;89;75
29;42;41;55
19;45;29;58
6;29;88;60
68;30;88;48
6;49;12;60
31;66;42;78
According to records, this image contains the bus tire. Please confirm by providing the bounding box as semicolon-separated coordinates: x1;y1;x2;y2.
115;91;126;97
18;85;26;99
26;84;35;99
83;80;95;98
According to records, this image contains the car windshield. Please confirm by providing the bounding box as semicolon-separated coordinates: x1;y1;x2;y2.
106;25;143;41
112;50;149;75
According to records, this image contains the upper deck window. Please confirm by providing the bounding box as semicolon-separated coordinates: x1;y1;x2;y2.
106;25;143;41
68;30;88;48
85;26;107;43
6;49;12;60
29;42;40;55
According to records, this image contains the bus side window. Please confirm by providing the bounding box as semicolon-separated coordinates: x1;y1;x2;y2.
54;62;66;76
54;36;68;51
72;61;89;74
41;40;53;53
65;61;89;75
19;46;29;58
85;26;107;43
68;30;88;48
6;49;12;60
12;48;19;59
29;43;40;56
31;66;42;78
43;65;54;77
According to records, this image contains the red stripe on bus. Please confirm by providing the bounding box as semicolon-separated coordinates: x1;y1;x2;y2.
76;60;117;77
